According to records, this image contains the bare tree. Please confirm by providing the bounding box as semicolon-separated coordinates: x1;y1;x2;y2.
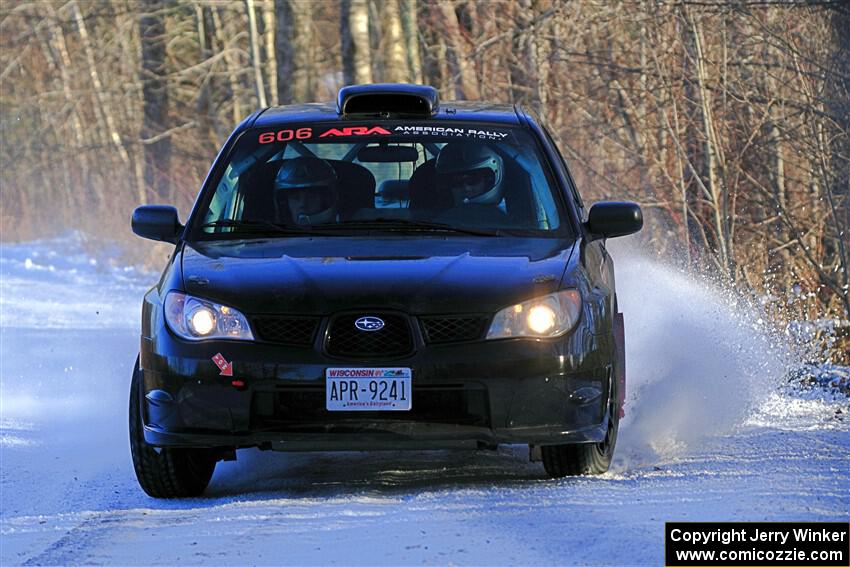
344;0;372;85
399;0;422;83
277;0;314;102
139;0;171;202
435;1;479;99
211;6;246;126
263;0;278;106
380;0;408;83
246;0;268;107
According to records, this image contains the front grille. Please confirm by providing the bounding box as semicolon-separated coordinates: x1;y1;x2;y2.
252;315;319;346
251;385;490;430
325;313;413;358
420;316;490;344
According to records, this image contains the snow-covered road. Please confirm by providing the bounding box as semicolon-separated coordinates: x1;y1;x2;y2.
1;235;847;566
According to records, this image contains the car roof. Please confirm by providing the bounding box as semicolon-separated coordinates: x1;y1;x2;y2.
253;100;523;129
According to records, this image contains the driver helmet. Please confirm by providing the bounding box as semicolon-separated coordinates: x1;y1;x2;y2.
273;157;338;225
435;142;504;205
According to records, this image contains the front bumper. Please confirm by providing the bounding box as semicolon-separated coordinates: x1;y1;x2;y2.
139;322;615;450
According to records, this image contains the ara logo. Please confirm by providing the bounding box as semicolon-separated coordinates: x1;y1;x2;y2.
319;126;392;138
354;316;385;332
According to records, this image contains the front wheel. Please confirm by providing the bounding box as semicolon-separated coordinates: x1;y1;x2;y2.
129;356;217;498
541;406;618;477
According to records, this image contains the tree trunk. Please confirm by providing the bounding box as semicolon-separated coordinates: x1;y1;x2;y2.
341;0;355;85
246;0;267;107
347;0;372;84
688;10;731;278
194;3;218;148
72;0;131;172
263;0;278;106
43;3;92;212
435;1;478;99
368;0;384;81
381;0;408;83
420;6;447;93
529;1;550;117
399;0;422;83
509;1;530;105
276;0;314;103
212;6;244;125
139;0;171;202
827;8;850;317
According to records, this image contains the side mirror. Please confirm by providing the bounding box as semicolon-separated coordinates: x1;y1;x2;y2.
585;201;642;241
131;205;182;244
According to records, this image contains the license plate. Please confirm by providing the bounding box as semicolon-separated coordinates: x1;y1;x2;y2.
326;368;412;411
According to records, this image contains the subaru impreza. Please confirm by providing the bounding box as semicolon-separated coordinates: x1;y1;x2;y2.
130;84;642;497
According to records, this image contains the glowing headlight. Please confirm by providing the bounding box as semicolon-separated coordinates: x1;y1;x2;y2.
527;305;557;334
486;289;581;339
189;306;216;336
164;291;254;341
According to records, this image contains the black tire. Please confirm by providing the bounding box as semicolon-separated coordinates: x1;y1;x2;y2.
541;405;618;477
129;356;217;498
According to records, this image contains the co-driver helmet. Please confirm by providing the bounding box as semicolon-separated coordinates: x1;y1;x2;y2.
435;142;505;206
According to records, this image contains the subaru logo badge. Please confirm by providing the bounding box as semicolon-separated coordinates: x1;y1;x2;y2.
355;316;384;332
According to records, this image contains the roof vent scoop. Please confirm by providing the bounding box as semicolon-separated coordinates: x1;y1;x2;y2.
338;84;439;118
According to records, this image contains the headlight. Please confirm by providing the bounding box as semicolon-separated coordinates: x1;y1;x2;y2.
486;289;581;339
164;291;254;341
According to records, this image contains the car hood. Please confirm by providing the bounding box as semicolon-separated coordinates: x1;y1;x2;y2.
180;236;576;315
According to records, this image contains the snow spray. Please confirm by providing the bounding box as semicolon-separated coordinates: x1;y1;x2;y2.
609;240;793;468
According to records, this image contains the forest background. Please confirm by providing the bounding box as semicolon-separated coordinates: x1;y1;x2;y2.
1;0;848;360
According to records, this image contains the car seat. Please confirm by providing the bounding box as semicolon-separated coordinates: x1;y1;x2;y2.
408;159;453;213
328;160;375;220
238;161;280;222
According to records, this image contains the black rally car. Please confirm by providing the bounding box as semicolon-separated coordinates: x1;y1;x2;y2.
130;84;642;497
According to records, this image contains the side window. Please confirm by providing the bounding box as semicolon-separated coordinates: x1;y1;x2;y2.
542;127;586;222
205;164;239;224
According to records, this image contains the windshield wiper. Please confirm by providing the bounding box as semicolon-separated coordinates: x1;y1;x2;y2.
328;218;501;236
199;219;327;236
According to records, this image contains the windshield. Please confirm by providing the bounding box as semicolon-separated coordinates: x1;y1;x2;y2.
191;121;570;239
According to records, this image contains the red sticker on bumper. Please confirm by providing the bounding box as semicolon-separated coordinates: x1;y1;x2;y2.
211;353;233;377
